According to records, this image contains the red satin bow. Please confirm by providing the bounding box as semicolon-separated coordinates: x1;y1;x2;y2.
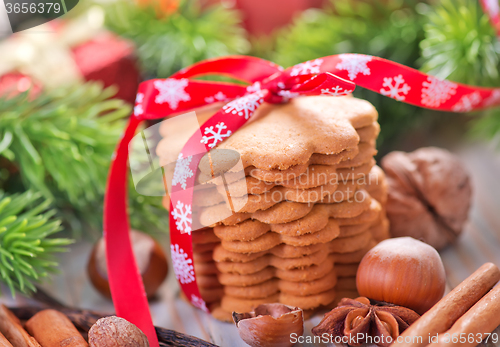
104;54;500;346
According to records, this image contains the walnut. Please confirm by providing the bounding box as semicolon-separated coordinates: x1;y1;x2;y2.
381;147;472;250
88;316;149;347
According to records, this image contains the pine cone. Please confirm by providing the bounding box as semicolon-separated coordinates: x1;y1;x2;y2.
381;147;472;250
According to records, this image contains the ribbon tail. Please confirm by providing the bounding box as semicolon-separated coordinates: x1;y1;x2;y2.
103;116;159;347
292;72;356;96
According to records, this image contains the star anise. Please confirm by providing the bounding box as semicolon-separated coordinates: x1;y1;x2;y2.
311;297;420;347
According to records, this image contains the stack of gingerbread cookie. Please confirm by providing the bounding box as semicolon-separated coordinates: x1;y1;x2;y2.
191;228;224;308
158;96;389;320
330;165;390;302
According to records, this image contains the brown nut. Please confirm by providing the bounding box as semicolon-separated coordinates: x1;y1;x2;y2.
357;237;446;314
233;303;303;347
381;147;472;250
88;316;149;347
87;230;168;299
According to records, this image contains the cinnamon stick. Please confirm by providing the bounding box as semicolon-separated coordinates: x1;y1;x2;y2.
428;282;500;347
0;305;40;347
25;309;88;347
0;332;13;347
9;306;103;332
393;262;500;347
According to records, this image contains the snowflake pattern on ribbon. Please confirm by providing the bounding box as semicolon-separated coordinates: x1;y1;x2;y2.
136;93;144;104
246;81;262;93
222;91;265;119
171;200;192;235
277;90;300;101
321;86;350;96
154;78;191;110
290;59;324;76
452;92;483;112
336;54;372;80
172;153;193;190
191;294;209;312
170;244;195;284
421;77;457;107
134;93;144;116
380;74;411;101
134;104;144;116
484;89;500;106
201;122;232;148
204;91;228;104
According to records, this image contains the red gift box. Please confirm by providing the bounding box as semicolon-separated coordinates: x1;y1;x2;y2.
72;31;140;103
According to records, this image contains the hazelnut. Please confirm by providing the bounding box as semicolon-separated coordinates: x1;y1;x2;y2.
89;316;149;347
87;230;168;299
381;147;472;250
356;237;446;314
233;303;303;347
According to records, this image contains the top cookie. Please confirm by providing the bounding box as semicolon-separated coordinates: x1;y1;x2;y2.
205;96;377;172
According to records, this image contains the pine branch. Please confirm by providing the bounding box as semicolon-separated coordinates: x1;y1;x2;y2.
420;0;500;141
104;0;249;78
420;0;500;86
0;83;168;237
0;83;128;207
128;184;169;237
0;191;72;296
273;0;424;69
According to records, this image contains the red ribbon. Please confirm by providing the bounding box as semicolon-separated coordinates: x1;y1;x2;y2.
104;54;500;346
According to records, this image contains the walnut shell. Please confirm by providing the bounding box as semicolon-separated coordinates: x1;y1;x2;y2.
381;147;471;250
88;316;149;347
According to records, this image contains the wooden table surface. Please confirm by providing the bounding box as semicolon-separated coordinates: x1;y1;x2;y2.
3;143;500;347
